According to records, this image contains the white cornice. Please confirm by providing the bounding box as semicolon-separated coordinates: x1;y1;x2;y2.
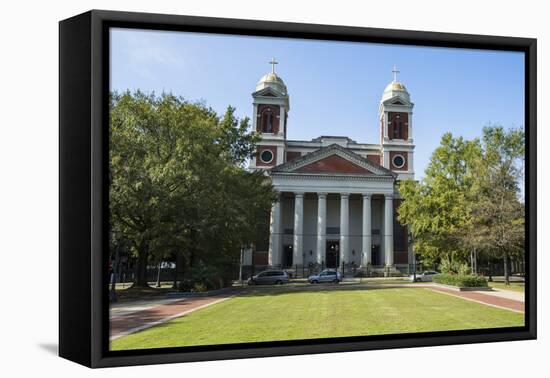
271;172;395;182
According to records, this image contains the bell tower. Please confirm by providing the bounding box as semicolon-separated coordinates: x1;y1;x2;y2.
379;66;415;180
250;58;290;170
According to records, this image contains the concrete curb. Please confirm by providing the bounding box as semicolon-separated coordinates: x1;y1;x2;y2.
432;283;493;292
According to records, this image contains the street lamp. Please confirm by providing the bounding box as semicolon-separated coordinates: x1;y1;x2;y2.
408;231;416;282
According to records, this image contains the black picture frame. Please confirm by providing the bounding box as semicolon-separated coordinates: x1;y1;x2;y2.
59;9;537;368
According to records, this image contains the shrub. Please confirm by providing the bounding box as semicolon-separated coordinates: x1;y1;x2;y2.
457;263;471;276
193;282;208;292
439;256;471;275
433;273;488;288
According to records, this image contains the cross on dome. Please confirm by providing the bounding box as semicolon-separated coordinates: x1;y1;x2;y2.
392;65;400;82
269;58;278;73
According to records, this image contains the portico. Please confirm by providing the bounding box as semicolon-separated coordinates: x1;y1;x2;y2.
268;191;395;269
266;143;402;271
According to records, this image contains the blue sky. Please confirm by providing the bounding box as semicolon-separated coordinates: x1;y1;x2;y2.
110;28;525;180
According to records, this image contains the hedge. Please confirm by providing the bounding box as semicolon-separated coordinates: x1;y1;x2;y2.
433;273;488;288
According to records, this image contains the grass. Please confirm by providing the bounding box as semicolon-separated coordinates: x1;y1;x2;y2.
110;288;524;350
488;281;525;293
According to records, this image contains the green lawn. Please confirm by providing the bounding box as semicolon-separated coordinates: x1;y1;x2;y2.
488;281;525;293
111;288;524;350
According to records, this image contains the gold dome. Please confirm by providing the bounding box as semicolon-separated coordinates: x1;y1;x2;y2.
263;72;281;82
384;81;407;92
256;71;287;95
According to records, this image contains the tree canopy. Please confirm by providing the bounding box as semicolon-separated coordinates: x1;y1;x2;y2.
398;126;525;284
109;91;276;287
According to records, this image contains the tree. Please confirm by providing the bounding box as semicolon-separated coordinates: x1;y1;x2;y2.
398;133;481;266
398;126;525;283
470;126;525;285
109;91;275;288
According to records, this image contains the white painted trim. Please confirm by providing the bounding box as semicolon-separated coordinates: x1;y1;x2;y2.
392;153;406;169
260;149;274;164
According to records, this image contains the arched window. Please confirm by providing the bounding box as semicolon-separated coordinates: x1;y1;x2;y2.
261;108;274;133
393;118;402;139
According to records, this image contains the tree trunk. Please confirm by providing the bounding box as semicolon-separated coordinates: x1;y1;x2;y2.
134;243;150;288
504;252;510;285
155;262;162;287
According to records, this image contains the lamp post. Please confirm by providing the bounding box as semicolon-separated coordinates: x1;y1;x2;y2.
239;244;245;286
408;231;416;282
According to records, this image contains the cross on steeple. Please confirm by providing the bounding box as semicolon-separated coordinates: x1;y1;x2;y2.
269;58;278;73
392;65;400;82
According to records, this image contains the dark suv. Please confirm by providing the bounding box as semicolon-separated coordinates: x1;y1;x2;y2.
247;270;289;285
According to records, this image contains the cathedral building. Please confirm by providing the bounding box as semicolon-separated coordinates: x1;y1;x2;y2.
249;60;414;274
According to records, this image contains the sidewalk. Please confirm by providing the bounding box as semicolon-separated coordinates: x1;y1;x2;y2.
110;295;232;340
426;286;524;313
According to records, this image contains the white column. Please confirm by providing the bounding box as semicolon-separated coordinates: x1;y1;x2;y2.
383;111;389;142
252;104;258;131
408;111;413;141
340;193;350;265
408;151;414;174
361;194;372;267
316;193;327;265
293;192;304;266
268;194;282;266
279;105;286;136
276;146;284;166
383;149;390;169
384;195;394;266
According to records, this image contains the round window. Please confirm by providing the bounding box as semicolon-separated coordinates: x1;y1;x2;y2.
260;150;274;163
392;154;405;168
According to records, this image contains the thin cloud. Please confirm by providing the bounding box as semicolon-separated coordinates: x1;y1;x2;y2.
116;30;185;80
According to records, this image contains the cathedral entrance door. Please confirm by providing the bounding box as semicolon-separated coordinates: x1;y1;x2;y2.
371;245;381;266
325;241;339;268
282;245;293;268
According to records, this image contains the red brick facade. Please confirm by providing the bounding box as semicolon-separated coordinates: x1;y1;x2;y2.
256;146;278;167
257;104;280;134
286;151;301;162
390;151;408;171
296;155;373;174
388;112;409;140
367;154;381;165
252;251;268;265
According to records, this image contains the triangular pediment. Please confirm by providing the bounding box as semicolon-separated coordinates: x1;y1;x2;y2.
271;144;396;177
252;87;284;98
382;95;412;107
296;154;372;174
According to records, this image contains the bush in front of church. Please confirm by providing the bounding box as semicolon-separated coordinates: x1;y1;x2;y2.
433;273;488;288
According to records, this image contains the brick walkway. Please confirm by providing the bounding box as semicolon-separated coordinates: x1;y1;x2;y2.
110;295;231;340
426;286;524;313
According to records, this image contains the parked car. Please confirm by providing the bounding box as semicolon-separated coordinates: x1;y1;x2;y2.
410;270;438;282
247;270;289;285
308;270;342;284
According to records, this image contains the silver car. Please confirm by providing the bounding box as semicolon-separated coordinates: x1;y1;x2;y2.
410;270;438;282
308;270;342;284
248;270;289;285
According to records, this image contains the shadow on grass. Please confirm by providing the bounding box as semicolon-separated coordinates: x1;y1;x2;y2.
230;283;424;298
